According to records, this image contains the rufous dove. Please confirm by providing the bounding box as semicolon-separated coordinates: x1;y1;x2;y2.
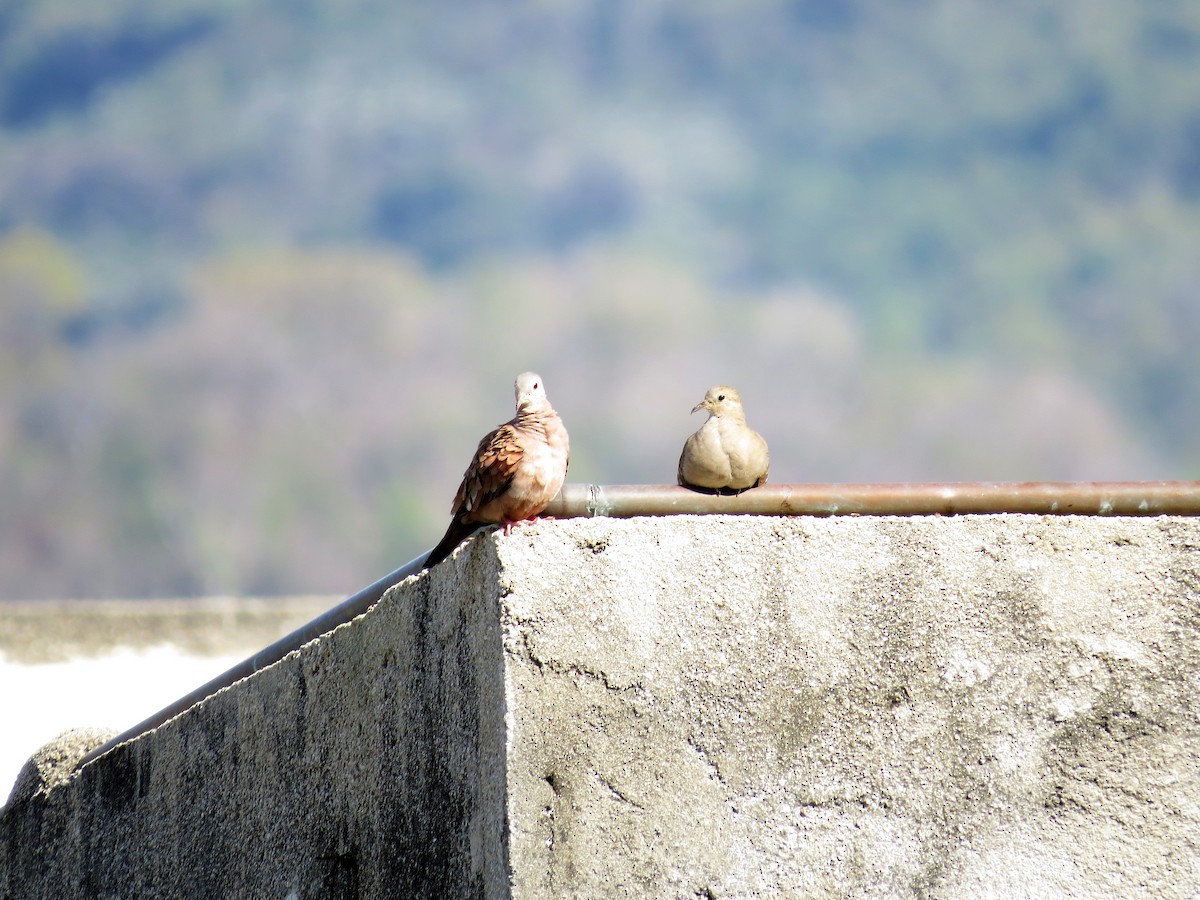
677;385;769;494
424;372;570;568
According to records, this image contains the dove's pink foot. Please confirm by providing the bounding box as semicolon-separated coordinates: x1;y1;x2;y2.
501;515;555;536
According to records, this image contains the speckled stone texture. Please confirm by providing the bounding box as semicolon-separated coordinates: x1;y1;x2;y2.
6;728;119;806
2;515;1198;898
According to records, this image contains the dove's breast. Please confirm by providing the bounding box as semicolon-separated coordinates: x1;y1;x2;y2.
489;412;569;521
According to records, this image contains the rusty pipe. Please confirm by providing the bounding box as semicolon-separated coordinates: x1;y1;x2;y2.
77;480;1200;768
544;481;1200;518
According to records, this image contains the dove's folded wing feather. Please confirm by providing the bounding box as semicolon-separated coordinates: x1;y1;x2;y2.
454;424;523;516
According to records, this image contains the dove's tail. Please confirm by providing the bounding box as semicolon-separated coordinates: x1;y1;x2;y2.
423;516;486;569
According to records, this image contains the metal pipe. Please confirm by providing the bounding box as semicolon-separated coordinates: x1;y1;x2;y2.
544;481;1200;518
78;552;429;767
78;480;1200;768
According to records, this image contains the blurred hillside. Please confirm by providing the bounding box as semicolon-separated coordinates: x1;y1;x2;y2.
1;0;1196;599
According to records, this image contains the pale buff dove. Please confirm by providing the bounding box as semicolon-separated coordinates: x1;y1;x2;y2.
424;372;570;568
677;385;769;494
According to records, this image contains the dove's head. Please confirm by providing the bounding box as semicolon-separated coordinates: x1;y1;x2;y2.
692;385;746;421
514;371;551;413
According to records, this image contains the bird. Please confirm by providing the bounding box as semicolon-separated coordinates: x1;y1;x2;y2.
424;372;570;569
677;385;769;494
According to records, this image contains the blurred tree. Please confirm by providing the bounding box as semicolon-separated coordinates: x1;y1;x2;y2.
0;0;1197;599
1;14;216;127
0;227;86;372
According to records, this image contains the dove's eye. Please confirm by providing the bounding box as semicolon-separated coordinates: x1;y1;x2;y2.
717;394;725;401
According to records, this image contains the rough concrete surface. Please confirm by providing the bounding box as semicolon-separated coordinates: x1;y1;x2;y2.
2;515;1198;898
6;728;119;807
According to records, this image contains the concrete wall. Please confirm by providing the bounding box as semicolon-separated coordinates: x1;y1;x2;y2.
3;515;1199;898
0;595;337;802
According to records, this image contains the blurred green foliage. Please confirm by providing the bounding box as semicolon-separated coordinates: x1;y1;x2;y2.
0;0;1196;598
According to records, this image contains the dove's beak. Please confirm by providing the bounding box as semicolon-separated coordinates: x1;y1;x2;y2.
691;401;708;415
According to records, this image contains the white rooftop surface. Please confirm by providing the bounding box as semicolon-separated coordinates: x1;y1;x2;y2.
1;647;243;802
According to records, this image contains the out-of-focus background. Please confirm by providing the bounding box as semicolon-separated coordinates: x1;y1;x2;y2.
3;4;1199;592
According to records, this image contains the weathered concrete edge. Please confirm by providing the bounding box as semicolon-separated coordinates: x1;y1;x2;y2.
0;534;514;897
